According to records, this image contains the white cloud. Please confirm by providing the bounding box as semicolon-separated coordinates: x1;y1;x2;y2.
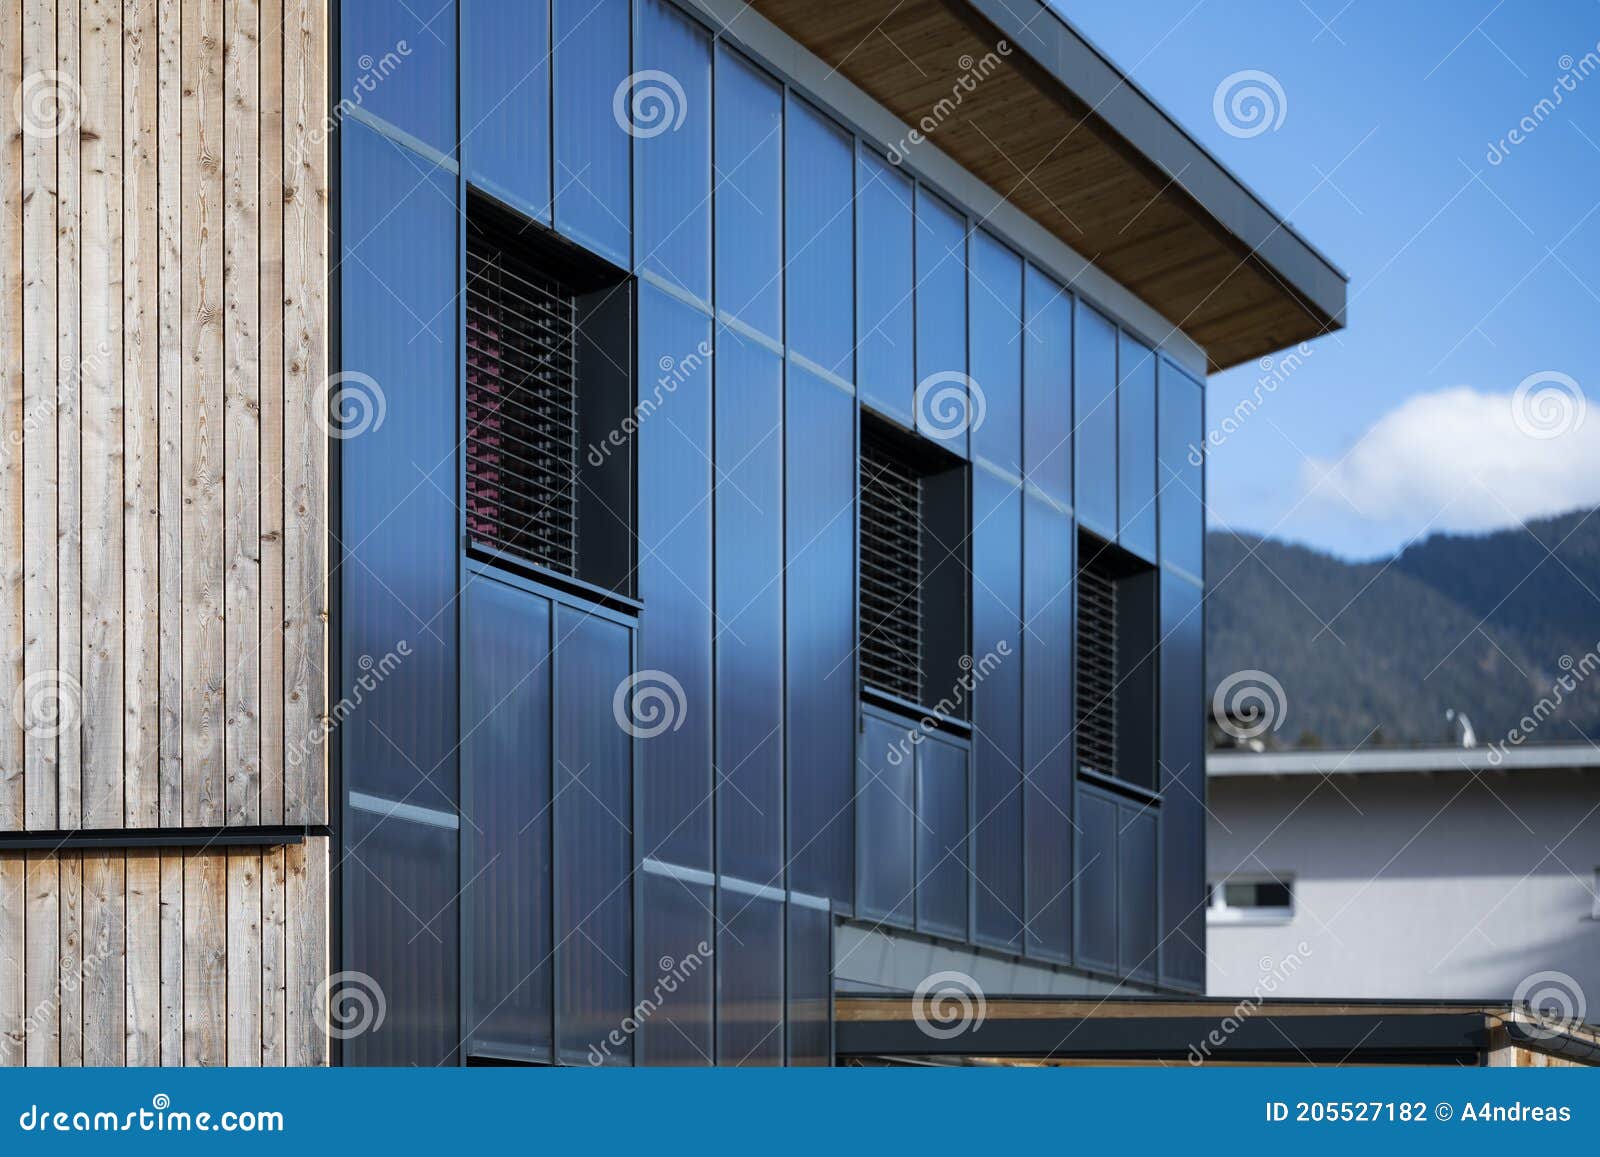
1300;385;1600;543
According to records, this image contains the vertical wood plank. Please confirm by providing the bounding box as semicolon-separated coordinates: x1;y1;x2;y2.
225;849;262;1064
258;0;286;825
81;852;125;1064
124;849;161;1065
282;0;326;824
55;0;83;831
80;0;125;831
21;0;60;831
23;852;59;1065
261;844;286;1065
182;851;226;1065
155;0;182;825
0;0;24;830
158;851;183;1064
57;851;82;1065
123;0;161;827
224;0;262;824
0;856;23;1065
181;0;225;825
285;836;326;1065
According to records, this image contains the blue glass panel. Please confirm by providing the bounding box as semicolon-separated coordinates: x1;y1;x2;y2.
914;188;968;455
718;889;784;1065
916;733;968;940
1023;267;1071;506
342;0;457;156
553;0;630;264
1159;360;1206;577
856;710;915;926
715;328;784;882
856;149;914;425
714;48;782;338
969;231;1023;473
787;901;831;1065
1119;802;1159;982
1023;498;1072;962
636;286;713;870
1118;333;1158;560
463;0;550;221
1074;785;1118;974
639;870;714;1066
635;0;711;300
1074;303;1118;537
785;98;853;379
1159;572;1206;990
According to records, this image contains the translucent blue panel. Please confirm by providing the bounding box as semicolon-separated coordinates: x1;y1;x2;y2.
554;609;633;1065
462;580;552;1063
344;808;459;1066
915;188;968;455
1023;267;1072;506
1074;785;1118;974
714;47;783;339
715;328;784;882
553;0;630;264
342;0;457;156
463;0;550;221
1159;573;1206;990
785;365;855;907
916;733;969;940
969;231;1023;473
856;149;914;425
636;286;713;870
1074;304;1118;537
787;901;832;1066
635;0;711;300
339;120;458;811
856;710;915;926
1119;802;1159;982
1118;333;1158;560
1159;360;1206;577
718;889;784;1065
785;98;853;379
971;469;1023;951
1023;498;1072;962
639;871;714;1066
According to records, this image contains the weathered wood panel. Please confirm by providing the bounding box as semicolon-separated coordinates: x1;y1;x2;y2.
0;0;24;830
124;850;161;1065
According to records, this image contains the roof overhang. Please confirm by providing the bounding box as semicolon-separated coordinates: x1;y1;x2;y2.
1209;744;1600;778
745;0;1347;371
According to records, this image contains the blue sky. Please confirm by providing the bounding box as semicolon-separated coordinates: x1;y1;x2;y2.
1053;0;1600;560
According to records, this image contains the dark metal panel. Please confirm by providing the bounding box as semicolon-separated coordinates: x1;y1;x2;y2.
1117;332;1158;561
915;732;969;940
971;470;1023;951
786;901;832;1066
635;0;711;301
1022;496;1072;962
717;888;785;1066
635;286;713;870
784;365;855;907
462;0;550;221
339;119;459;812
856;148;914;426
1118;801;1159;983
914;187;968;457
1159;360;1205;578
715;328;784;882
1074;303;1118;538
1159;571;1207;991
856;709;915;926
1023;266;1072;508
461;578;553;1063
638;870;714;1066
969;231;1023;474
554;608;634;1064
341;0;457;156
785;96;854;379
1074;784;1118;974
552;0;631;265
714;45;783;341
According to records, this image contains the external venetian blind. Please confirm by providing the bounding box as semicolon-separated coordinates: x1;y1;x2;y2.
1076;550;1119;778
859;430;924;705
465;210;581;577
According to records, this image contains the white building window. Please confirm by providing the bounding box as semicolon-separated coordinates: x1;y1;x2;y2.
1207;877;1294;924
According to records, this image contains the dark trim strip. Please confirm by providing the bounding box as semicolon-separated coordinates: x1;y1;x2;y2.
0;826;325;851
